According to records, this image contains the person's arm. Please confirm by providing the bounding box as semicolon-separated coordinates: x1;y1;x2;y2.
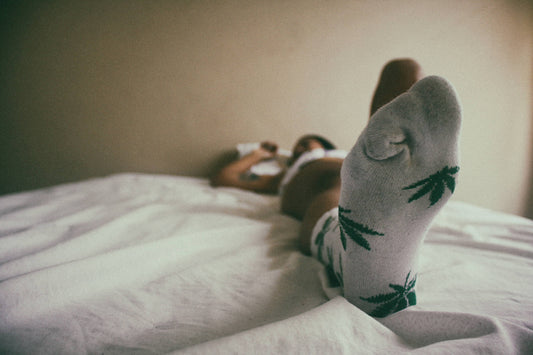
210;142;284;193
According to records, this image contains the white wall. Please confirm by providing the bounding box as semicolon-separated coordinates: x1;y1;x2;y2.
1;0;532;216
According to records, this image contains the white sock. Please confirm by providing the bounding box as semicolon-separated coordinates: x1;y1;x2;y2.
313;76;461;317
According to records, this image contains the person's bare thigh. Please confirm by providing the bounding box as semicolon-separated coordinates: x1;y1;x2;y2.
298;187;340;255
281;158;343;220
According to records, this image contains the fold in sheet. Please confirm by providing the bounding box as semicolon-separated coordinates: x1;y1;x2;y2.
0;174;532;354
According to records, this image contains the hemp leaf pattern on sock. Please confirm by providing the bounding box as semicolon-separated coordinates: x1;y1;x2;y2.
338;206;384;251
314;215;337;263
325;245;343;288
360;272;417;318
403;166;459;207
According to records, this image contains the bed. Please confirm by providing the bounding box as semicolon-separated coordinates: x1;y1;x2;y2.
1;173;532;354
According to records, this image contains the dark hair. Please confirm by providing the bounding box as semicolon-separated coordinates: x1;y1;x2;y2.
301;134;336;150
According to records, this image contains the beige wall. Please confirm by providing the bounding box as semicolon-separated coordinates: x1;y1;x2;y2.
1;0;532;217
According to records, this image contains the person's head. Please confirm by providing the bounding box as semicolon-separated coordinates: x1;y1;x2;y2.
289;134;336;165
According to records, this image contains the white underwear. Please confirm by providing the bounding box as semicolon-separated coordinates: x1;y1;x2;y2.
278;148;347;195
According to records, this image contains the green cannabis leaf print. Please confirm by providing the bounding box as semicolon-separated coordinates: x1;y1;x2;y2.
314;215;336;263
313;215;343;287
338;206;384;251
403;166;459;207
360;272;417;318
325;245;343;288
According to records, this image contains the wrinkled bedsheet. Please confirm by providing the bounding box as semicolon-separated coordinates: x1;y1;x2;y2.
0;174;532;354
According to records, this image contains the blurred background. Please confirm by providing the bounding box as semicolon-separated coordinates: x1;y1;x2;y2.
1;0;532;217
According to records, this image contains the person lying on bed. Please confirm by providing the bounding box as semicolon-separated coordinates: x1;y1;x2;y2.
210;59;425;196
211;58;462;318
210;134;342;194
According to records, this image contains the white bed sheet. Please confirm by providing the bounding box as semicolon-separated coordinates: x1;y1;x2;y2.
0;173;532;354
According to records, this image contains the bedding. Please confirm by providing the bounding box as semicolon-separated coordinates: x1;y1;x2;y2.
0;173;532;354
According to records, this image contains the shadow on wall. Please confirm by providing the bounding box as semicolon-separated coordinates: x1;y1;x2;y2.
526;85;533;220
526;173;533;220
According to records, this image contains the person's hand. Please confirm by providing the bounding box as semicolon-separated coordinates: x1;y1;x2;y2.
260;141;278;153
253;141;278;160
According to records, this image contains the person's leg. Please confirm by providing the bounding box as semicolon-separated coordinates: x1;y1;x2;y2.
281;158;343;220
312;76;461;317
280;158;343;254
370;58;424;116
297;187;340;255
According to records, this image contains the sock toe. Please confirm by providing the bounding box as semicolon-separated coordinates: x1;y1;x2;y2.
363;75;461;170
